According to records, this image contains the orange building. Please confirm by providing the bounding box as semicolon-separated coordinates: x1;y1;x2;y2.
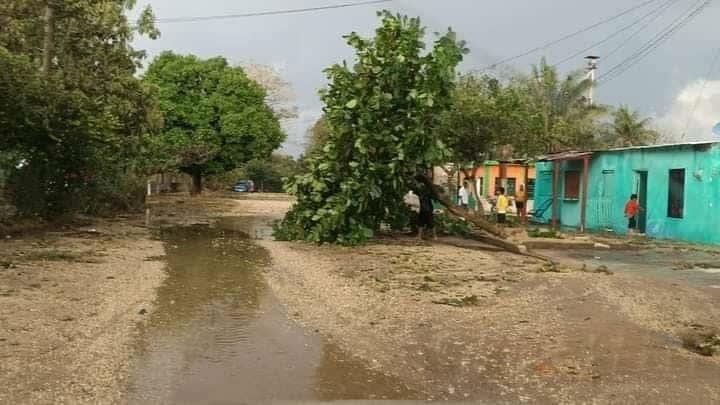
459;160;536;199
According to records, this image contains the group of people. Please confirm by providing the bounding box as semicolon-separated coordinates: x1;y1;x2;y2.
415;180;643;241
457;181;528;224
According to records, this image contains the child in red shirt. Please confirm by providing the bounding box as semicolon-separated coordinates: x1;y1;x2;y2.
625;194;640;233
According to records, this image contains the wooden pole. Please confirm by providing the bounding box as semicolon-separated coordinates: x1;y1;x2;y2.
552;160;560;229
580;157;590;232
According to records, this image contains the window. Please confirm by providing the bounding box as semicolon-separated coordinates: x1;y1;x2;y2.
494;177;517;196
668;169;685;218
527;178;536;199
564;171;580;199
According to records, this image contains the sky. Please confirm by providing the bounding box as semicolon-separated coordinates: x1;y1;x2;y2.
130;0;720;155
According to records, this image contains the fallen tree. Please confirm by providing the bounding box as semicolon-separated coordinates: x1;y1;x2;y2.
274;12;553;265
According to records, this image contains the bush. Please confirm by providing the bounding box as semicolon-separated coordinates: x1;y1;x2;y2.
4;160;146;219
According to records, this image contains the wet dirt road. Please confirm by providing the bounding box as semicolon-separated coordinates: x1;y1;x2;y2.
541;247;720;289
125;219;414;403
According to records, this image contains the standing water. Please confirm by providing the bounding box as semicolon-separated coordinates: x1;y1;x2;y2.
126;220;415;403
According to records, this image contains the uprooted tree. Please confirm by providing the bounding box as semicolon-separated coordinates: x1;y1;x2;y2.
275;12;523;252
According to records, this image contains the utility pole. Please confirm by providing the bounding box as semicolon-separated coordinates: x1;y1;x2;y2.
41;1;55;76
585;55;599;106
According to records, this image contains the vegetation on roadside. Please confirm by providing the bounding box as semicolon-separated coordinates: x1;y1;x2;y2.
1;0;160;219
276;12;467;244
143;52;286;195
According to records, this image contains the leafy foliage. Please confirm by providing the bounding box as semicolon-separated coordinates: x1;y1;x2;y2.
275;12;467;244
143;52;286;194
516;58;606;154
600;105;658;148
0;0;160;218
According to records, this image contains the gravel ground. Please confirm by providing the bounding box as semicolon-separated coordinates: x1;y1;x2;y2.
243;196;720;403
0;219;166;404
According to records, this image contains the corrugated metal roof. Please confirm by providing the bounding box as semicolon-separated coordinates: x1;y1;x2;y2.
599;140;718;153
537;151;593;161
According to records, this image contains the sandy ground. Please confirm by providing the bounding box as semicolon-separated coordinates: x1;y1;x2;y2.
0;218;166;404
230;196;720;403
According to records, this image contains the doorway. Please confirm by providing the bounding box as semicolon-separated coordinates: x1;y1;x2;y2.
635;171;648;233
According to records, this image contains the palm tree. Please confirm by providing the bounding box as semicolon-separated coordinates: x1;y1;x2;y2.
519;58;606;154
604;106;658;148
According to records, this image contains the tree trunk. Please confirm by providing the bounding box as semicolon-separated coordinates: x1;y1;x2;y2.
419;174;555;267
419;174;504;238
41;3;55;76
191;171;202;195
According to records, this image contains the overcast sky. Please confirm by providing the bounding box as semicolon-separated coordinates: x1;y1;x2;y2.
130;0;720;155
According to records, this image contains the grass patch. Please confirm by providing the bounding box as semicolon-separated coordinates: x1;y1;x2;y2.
682;328;720;356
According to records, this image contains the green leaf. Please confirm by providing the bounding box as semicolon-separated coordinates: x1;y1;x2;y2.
346;99;358;109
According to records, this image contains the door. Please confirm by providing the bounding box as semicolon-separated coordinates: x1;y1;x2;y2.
599;170;615;229
635;171;648;233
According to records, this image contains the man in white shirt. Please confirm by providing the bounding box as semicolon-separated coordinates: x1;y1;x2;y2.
458;182;469;209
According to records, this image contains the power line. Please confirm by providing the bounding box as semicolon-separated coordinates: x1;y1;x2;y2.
602;0;679;61
478;0;663;71
552;0;678;67
153;0;393;24
683;47;720;139
598;0;710;85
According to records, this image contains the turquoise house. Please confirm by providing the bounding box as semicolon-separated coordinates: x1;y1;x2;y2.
533;142;720;244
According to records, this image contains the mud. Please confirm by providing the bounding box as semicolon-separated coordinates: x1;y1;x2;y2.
126;219;414;403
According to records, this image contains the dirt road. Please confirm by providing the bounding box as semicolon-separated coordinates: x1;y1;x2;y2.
1;194;719;403
0;219;165;403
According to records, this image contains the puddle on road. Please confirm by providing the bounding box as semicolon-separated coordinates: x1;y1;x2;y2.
542;248;720;288
126;220;415;403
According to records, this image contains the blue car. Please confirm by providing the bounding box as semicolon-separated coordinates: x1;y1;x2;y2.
233;180;255;193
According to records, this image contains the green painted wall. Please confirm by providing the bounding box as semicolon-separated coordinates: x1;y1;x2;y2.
535;144;720;244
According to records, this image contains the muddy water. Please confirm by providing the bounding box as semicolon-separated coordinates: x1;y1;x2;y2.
126;221;414;403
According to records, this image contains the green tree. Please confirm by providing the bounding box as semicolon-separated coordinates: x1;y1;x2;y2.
435;74;524;210
144;52;286;194
601;105;658;148
243;154;302;192
0;0;161;218
516;58;606;155
275;12;467;244
302;116;331;160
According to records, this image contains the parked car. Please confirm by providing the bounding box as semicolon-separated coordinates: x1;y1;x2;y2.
232;180;255;193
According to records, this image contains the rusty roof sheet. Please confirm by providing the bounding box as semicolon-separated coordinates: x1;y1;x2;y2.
537;151;593;161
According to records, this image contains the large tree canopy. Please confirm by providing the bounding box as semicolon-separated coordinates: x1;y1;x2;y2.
0;0;160;217
144;52;286;194
275;12;467;244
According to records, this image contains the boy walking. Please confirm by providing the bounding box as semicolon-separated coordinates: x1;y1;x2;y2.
625;194;640;234
496;187;509;224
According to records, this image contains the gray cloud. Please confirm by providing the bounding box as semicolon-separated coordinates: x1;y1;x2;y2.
131;0;720;155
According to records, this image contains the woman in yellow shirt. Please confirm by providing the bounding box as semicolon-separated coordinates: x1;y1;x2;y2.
496;187;509;224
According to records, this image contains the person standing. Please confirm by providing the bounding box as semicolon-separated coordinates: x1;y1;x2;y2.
417;190;436;240
458;181;469;210
515;184;528;224
496;187;509;224
624;194;640;234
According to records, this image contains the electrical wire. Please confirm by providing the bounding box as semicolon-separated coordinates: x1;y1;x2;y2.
552;0;678;67
153;0;393;24
682;47;720;139
597;0;710;86
477;0;663;71
602;0;680;61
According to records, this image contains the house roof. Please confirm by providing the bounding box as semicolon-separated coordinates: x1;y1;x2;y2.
537;141;719;162
537;151;593;162
599;140;718;153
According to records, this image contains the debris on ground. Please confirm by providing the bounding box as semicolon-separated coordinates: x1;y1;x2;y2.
682;327;720;356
